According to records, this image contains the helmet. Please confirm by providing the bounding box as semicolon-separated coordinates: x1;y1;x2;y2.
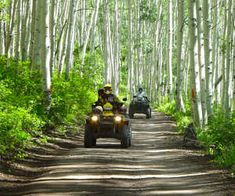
93;106;103;114
139;87;143;92
104;84;112;94
104;83;112;89
96;106;103;112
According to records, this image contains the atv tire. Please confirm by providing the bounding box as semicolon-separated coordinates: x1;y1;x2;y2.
129;112;134;119
146;108;151;119
84;124;94;148
121;125;131;148
92;138;96;146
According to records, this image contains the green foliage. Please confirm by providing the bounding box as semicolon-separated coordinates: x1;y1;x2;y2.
0;0;9;21
47;46;104;127
50;72;97;126
197;109;235;170
0;48;105;160
140;0;157;22
156;97;192;133
0;56;45;159
157;97;235;171
0;105;44;159
74;45;104;86
156;97;176;115
0;57;44;112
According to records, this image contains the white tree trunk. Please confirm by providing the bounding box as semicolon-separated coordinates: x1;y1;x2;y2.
176;0;186;112
14;0;21;60
49;0;55;75
81;0;100;65
196;0;207;125
188;0;203;128
167;0;174;101
65;0;75;79
39;0;51;113
223;0;232;113
113;0;120;95
203;0;213;117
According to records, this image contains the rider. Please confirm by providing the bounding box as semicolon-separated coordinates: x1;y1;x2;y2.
102;84;121;106
135;87;146;101
94;84;126;114
94;88;105;106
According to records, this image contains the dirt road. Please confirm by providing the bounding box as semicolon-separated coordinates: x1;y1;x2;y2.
2;112;235;195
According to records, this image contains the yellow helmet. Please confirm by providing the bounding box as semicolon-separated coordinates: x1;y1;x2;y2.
104;83;112;88
104;84;112;94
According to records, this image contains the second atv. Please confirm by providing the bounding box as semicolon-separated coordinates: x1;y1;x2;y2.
128;96;151;119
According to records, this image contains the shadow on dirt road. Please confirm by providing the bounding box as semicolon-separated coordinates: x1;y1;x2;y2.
1;112;235;195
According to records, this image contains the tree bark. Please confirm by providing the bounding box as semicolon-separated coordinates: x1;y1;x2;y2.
203;0;213;117
176;0;186;112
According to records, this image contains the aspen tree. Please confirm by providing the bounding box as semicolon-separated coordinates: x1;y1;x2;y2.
167;0;174;101
55;1;69;74
33;0;42;70
14;0;20;60
202;0;213;117
233;2;235;110
196;0;207;125
21;0;29;61
176;0;185;112
5;0;17;56
65;0;76;79
103;0;112;84
81;0;100;65
29;0;36;70
39;0;51;113
211;0;219;104
49;0;55;75
113;0;120;95
0;8;3;54
188;0;203;128
80;0;86;46
127;0;134;98
224;0;232;113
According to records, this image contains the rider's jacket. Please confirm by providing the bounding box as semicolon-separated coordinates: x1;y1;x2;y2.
135;91;145;101
95;93;121;107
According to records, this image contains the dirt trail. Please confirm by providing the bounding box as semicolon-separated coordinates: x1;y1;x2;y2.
1;112;235;195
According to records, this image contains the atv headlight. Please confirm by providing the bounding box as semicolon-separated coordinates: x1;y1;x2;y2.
91;115;98;122
114;116;122;122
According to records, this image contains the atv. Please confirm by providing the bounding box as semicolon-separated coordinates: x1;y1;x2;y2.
84;99;131;148
128;96;151;119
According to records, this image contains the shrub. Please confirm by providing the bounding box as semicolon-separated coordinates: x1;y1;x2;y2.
49;71;97;126
0;105;45;159
197;109;235;170
156;97;192;133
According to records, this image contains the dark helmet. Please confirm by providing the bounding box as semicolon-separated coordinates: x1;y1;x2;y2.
138;87;143;92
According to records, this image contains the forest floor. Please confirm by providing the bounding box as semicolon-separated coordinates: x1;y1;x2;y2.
0;112;235;195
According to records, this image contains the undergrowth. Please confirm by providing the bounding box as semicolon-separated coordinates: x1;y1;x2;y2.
155;98;235;175
0;52;103;160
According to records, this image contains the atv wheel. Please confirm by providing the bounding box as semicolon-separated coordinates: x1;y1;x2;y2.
129;112;134;119
92;138;96;146
84;124;93;148
128;106;134;118
146;108;151;119
121;125;131;148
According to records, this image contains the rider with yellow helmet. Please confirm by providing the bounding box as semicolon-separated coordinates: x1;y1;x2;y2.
102;84;121;105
